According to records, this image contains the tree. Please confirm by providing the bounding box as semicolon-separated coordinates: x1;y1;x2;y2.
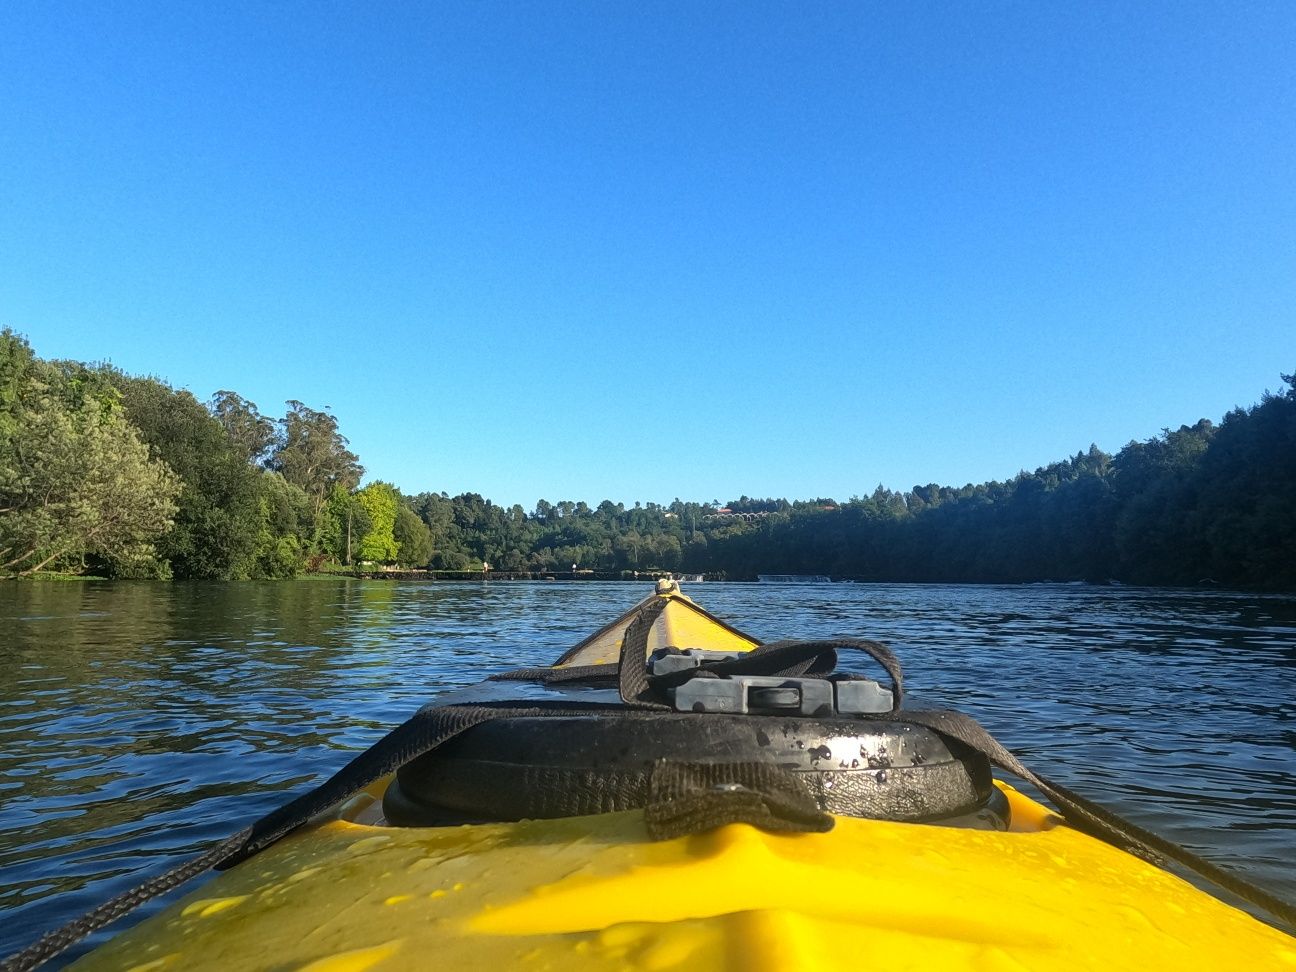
354;482;399;563
393;502;433;567
251;472;312;577
210;390;278;466
0;333;180;576
320;481;370;565
98;370;265;579
270;401;362;518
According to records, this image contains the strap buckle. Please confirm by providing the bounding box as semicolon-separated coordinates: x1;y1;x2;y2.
647;647;894;717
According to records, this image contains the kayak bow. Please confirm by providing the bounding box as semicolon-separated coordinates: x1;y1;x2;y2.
27;585;1296;970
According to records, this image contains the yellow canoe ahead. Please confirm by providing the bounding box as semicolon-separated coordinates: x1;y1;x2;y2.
71;588;1296;972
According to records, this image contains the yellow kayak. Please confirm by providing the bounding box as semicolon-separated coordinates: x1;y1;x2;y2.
54;586;1296;971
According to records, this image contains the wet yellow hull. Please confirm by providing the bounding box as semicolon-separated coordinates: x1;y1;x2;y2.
74;782;1296;971
69;590;1296;970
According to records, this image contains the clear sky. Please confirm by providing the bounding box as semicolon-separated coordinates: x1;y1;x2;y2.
2;3;1292;509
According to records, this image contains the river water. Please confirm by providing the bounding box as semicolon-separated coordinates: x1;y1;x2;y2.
1;580;1295;961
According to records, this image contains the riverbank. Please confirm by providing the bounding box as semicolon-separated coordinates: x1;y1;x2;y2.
340;568;715;582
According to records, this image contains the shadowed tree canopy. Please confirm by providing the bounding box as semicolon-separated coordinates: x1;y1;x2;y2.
393;502;433;567
210;390;278;467
270;401;362;517
89;370;269;578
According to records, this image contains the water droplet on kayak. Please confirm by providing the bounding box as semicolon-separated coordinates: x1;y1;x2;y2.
181;895;249;919
347;835;393;855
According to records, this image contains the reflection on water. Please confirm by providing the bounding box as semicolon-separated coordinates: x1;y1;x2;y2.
1;580;1294;960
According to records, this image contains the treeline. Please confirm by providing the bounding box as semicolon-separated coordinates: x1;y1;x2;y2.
2;330;1292;588
709;412;1295;588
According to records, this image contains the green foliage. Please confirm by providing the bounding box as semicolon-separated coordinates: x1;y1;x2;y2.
0;332;180;576
319;481;362;565
354;482;399;563
4;327;1292;590
251;472;312;577
393;502;433;567
95;370;265;579
689;390;1295;589
210;390;278;466
270;401;362;517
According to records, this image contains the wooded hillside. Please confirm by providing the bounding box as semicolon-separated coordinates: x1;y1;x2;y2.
3;330;1292;588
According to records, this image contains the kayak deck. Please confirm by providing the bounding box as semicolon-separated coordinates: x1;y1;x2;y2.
73;785;1296;971
65;588;1296;970
553;589;759;666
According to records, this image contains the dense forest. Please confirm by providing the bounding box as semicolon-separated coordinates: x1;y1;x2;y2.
2;330;1293;588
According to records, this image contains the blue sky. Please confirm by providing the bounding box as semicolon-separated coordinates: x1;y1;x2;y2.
2;3;1292;509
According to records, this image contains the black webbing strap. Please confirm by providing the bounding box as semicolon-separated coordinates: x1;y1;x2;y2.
646;637;904;708
489;663;614;684
6;625;1294;971
240;597;666;870
488;612;906;714
490;596;671;698
223;700;642;869
617;596;670;706
631;637;1296;928
0;827;253;972
899;707;1296;930
4;605;692;971
644;759;833;840
0;699;618;972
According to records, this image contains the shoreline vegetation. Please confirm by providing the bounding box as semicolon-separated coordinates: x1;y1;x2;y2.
3;330;1293;590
